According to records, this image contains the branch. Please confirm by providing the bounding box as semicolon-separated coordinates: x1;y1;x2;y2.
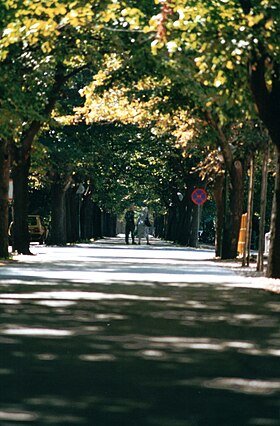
238;0;252;15
21;62;92;159
249;52;280;147
64;64;89;81
205;110;234;173
103;27;144;33
21;63;67;158
249;54;270;123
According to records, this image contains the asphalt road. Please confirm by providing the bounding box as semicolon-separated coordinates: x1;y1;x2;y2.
0;237;280;425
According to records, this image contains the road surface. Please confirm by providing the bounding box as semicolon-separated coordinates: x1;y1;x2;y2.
0;237;279;425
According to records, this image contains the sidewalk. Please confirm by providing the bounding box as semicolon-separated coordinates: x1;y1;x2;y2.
92;235;280;293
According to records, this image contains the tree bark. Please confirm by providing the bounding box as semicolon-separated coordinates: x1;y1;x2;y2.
9;63;74;254
92;203;102;239
0;140;10;258
249;54;280;276
257;144;269;272
154;214;165;238
242;156;255;267
165;204;177;241
189;203;199;247
175;195;187;244
48;175;72;245
212;174;225;257
102;212;117;237
267;147;280;277
11;146;32;254
81;193;94;240
181;188;199;247
222;160;244;259
206;112;244;259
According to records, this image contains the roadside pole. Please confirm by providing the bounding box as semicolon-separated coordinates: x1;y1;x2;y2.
191;188;207;246
8;179;14;248
76;183;85;241
257;144;269;271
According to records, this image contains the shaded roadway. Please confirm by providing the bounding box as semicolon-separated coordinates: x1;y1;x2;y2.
0;237;280;425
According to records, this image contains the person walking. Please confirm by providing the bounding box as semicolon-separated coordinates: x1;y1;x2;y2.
125;205;136;245
136;207;151;245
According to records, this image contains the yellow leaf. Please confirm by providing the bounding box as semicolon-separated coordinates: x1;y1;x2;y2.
247;14;264;27
265;18;274;29
143;25;152;33
214;71;226;87
41;41;52;53
226;60;234;70
57;5;67;15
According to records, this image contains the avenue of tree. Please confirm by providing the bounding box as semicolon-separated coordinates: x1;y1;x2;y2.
0;1;279;278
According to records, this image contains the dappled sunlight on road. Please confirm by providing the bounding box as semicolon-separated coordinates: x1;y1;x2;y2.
4;241;276;292
202;377;280;396
0;242;280;425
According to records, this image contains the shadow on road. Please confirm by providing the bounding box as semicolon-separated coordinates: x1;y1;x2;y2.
0;242;279;425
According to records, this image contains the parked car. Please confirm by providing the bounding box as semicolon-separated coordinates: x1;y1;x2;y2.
27;215;48;243
9;215;48;244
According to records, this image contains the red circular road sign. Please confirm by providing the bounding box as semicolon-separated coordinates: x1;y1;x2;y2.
191;188;207;205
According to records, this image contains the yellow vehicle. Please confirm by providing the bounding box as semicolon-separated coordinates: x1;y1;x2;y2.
27;215;48;243
9;215;48;244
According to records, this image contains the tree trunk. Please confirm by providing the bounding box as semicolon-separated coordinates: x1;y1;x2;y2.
257;144;269;272
102;212;117;237
0;140;10;258
175;192;191;245
7;65;76;253
154;214;165;238
212;175;225;257
180;188;198;247
91;203;102;239
48;175;72;245
206;112;244;259
189;203;199;247
242;156;255;267
65;188;77;243
11;147;32;255
167;186;202;247
249;54;280;276
165;205;177;241
81;194;94;240
267;147;280;277
222;160;244;259
175;195;187;244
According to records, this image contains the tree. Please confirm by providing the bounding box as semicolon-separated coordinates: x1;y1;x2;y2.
91;1;250;257
0;140;10;258
146;0;280;272
0;0;145;254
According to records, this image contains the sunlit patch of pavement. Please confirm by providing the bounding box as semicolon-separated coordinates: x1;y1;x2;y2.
0;238;280;425
1;239;277;291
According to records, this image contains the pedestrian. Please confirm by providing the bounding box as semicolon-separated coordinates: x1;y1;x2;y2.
124;205;136;245
136;207;151;245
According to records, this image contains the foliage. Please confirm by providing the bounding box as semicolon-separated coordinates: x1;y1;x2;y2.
34;118;185;217
148;0;279;124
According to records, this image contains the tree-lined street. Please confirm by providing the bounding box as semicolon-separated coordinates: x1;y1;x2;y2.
0;0;280;277
1;3;280;422
0;239;280;425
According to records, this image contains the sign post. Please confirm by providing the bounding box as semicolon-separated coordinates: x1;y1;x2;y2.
8;179;13;203
76;183;85;241
191;188;207;206
191;188;207;245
